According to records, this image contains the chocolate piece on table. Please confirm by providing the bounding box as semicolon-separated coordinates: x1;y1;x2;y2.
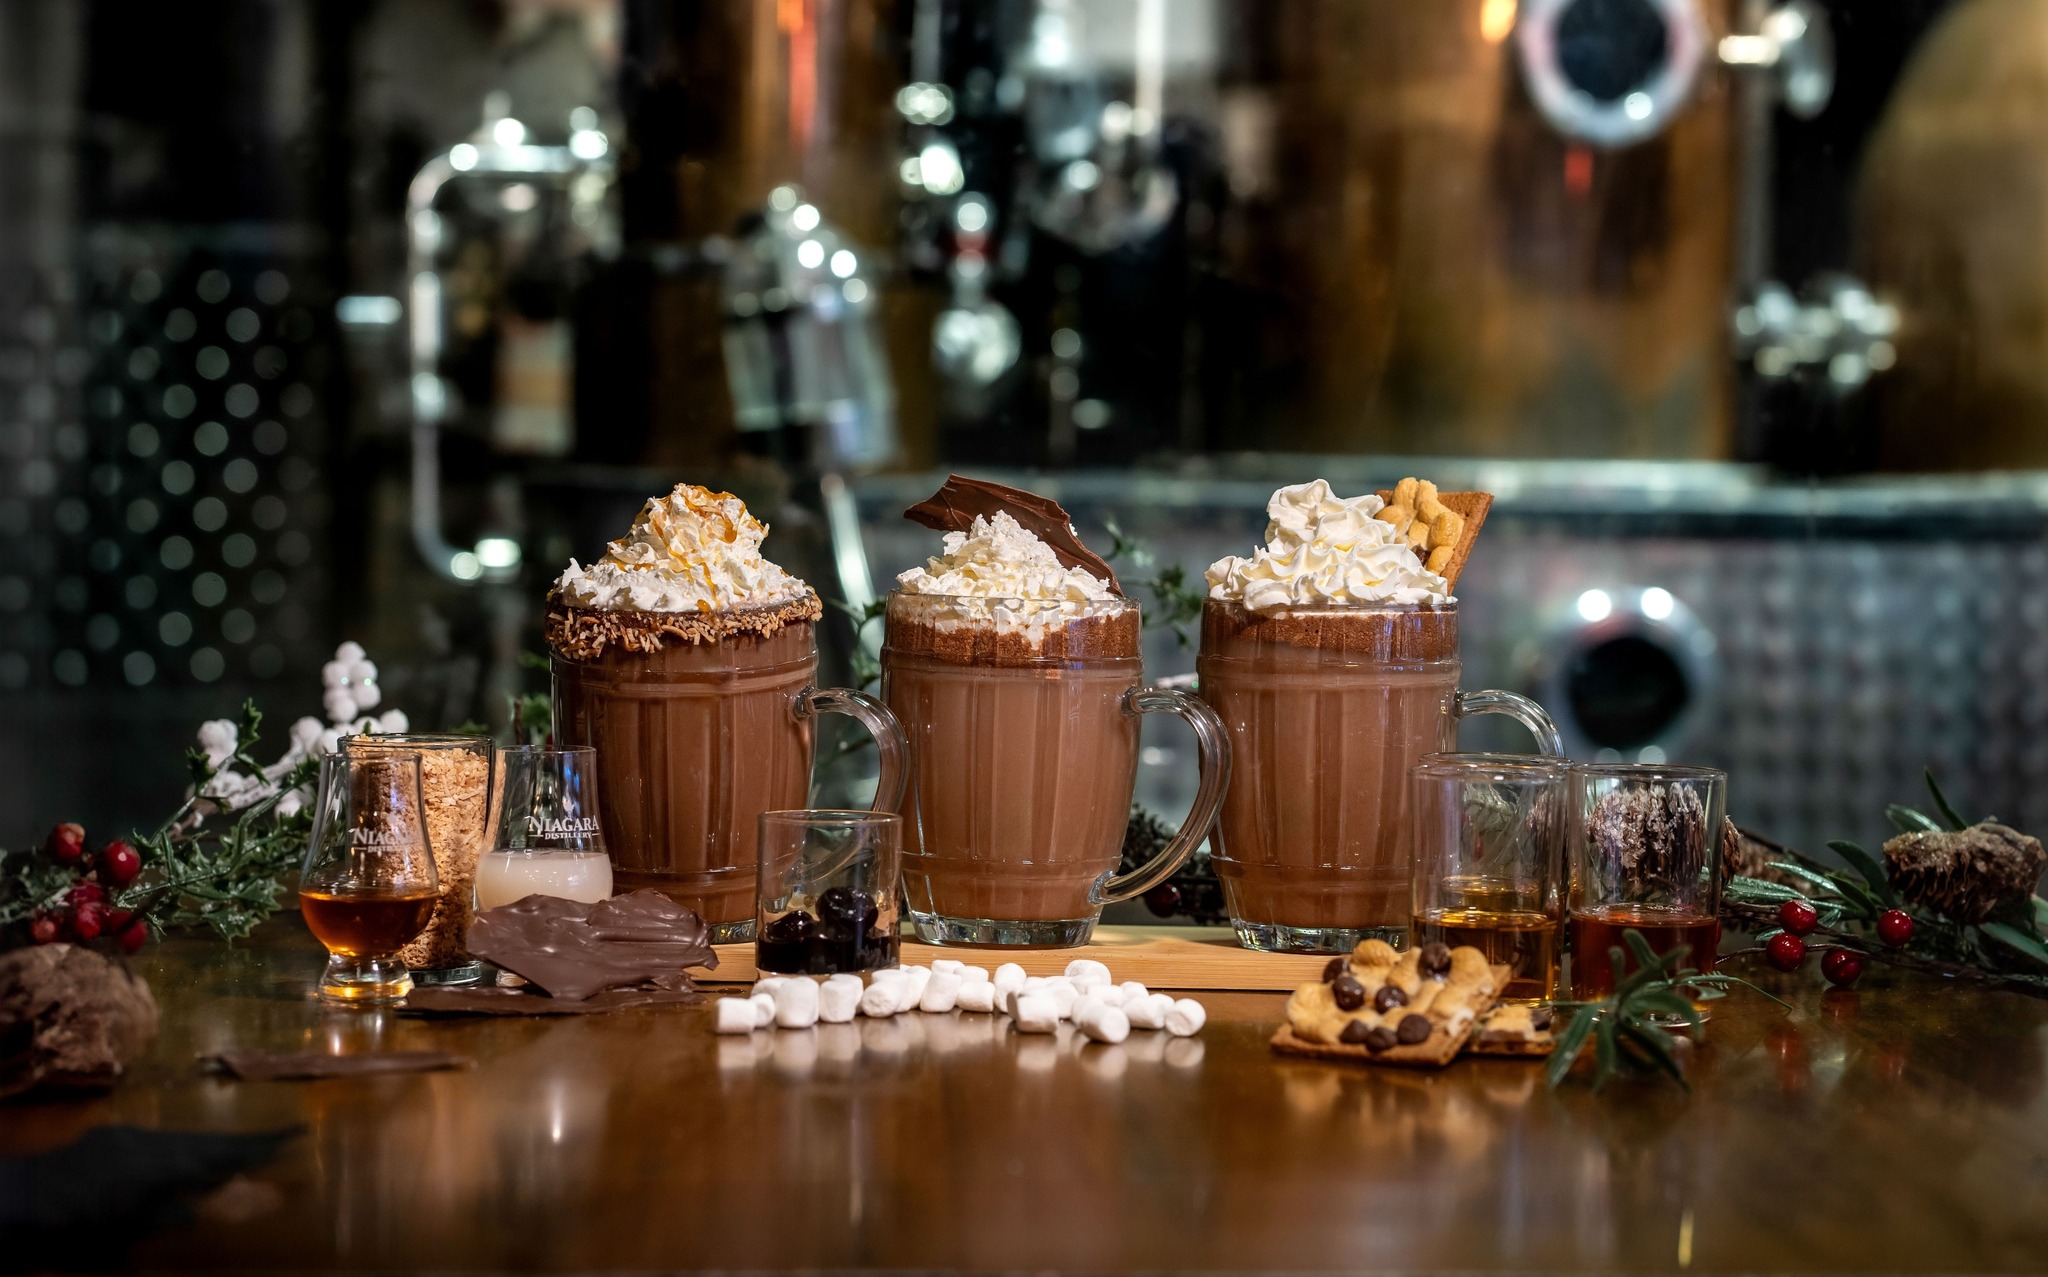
1331;974;1366;1011
904;475;1123;594
401;980;702;1017
465;890;716;1001
203;1050;471;1081
1396;1013;1434;1045
1374;985;1408;1013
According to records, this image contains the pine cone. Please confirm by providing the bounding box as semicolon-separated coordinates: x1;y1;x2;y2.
1882;823;2047;924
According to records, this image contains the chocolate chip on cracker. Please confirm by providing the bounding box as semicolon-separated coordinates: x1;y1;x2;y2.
1418;942;1452;979
1374;985;1408;1013
1365;1026;1399;1053
1331;973;1366;1011
1322;957;1346;983
1340;1020;1373;1045
1396;1013;1433;1045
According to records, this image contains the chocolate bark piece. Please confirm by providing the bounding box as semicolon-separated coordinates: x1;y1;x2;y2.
465;890;716;1001
401;980;703;1016
904;475;1122;594
203;1050;472;1081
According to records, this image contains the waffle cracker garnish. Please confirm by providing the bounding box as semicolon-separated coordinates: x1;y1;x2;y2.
1373;479;1492;592
1466;1002;1556;1058
1270;940;1507;1069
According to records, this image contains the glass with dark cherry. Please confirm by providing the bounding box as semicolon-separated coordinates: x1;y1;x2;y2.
1567;763;1728;1011
756;809;902;974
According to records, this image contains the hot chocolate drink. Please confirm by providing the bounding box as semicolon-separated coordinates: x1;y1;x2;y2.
884;480;1228;947
547;484;904;942
1199;480;1557;953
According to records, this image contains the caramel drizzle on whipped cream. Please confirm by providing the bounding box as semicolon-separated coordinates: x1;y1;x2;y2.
553;483;809;615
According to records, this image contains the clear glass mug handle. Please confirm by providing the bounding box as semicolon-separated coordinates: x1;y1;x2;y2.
795;686;909;812
1096;687;1233;905
1454;689;1565;756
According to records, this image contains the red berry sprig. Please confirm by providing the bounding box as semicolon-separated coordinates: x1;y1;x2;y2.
19;822;152;955
1822;949;1865;987
1777;900;1818;936
1766;932;1807;971
1876;909;1915;947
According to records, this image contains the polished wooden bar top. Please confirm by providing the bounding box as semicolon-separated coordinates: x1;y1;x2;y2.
7;922;2048;1273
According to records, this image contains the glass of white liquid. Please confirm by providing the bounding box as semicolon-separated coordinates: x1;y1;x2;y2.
476;746;614;911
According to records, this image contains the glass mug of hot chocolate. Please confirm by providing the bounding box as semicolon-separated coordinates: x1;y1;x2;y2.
1200;480;1561;954
884;491;1230;947
547;484;906;943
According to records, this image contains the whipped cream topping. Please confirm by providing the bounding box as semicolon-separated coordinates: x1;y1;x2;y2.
554;483;809;613
1206;479;1450;612
896;511;1117;634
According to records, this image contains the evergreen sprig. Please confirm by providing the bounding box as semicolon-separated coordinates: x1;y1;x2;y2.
1547;928;1787;1091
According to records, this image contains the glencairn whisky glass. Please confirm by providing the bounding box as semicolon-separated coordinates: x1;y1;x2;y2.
299;751;440;1003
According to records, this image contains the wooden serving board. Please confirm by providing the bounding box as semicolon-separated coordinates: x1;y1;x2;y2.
698;924;1330;990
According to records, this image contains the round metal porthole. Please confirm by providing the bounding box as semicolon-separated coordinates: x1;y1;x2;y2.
1535;586;1719;763
1515;0;1709;148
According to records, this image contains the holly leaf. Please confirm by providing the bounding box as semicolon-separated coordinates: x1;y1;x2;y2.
1827;840;1899;908
1925;768;1970;832
1982;921;2048;970
1886;804;1944;834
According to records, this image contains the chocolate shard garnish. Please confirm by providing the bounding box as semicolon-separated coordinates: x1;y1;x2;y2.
464;891;716;1002
904;475;1122;594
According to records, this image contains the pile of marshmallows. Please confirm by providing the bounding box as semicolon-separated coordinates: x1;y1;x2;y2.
713;958;1207;1045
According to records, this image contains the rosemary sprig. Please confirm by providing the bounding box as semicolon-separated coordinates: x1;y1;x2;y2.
1547;928;1788;1091
1104;518;1206;647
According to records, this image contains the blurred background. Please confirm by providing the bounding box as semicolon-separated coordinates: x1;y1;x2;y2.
2;0;2043;861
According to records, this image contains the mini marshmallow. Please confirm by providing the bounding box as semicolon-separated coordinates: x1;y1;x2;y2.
1064;958;1113;991
860;973;907;1017
1012;995;1061;1033
1090;984;1128;1009
901;965;934;1005
749;992;777;1028
1125;992;1172;1030
1118;980;1150;1004
930;959;966;976
751;976;790;1000
1075;1001;1131;1045
773;977;821;1029
993;962;1027;1004
959;964;992;985
920;970;964;1013
1166;997;1207;1037
956;979;998;1014
819;974;863;1023
1006;976;1050;1017
714;998;758;1034
1042;977;1081;1021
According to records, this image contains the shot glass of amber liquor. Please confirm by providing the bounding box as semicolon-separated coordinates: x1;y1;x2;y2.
1409;754;1566;1001
1566;763;1727;1010
299;751;441;1004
